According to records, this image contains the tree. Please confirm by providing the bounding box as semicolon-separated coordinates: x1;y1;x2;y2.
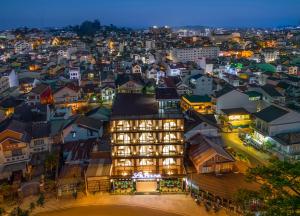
36;193;45;207
29;202;35;212
44;153;58;175
234;158;300;215
0;207;5;216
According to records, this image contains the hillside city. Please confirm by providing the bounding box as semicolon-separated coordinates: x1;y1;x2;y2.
0;21;300;216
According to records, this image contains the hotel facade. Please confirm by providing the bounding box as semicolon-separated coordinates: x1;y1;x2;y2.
110;93;185;193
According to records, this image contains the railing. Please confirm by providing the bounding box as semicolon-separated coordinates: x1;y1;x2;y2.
111;113;184;120
112;140;184;145
111;126;184;132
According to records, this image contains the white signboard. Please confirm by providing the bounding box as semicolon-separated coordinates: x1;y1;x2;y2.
132;172;161;179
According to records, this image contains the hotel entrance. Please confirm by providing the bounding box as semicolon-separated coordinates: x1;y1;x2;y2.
136;180;158;192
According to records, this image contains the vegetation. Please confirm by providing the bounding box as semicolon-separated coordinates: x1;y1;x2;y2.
234;158;300;216
71;20;101;37
36;193;45;207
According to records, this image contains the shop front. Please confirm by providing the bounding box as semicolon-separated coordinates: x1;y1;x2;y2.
111;172;185;194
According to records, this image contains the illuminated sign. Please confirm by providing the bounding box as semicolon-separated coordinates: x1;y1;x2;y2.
132;172;161;179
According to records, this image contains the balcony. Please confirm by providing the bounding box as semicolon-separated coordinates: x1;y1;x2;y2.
112;139;184;146
111;126;184;133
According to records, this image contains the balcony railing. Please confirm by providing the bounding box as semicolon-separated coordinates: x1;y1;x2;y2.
112;139;184;145
111;126;184;132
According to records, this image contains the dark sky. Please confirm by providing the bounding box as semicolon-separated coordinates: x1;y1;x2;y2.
1;0;300;29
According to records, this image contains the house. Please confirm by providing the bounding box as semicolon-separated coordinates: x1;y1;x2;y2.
212;86;258;115
29;122;52;153
184;110;219;139
116;74;144;93
272;131;300;160
181;95;213;114
0;70;19;94
0;120;31;180
188;133;235;174
132;64;142;74
251;84;285;105
101;84;115;104
53;84;81;104
62;116;103;143
251;105;300;147
189;74;213;96
155;87;180;113
27;84;53;106
220;108;251;131
69;67;81;85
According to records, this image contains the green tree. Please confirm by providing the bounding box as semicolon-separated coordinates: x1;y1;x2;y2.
234;158;300;215
36;193;45;207
29;202;35;212
44;153;58;174
0;207;5;216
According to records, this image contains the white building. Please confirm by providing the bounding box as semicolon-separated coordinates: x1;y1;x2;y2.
69;67;81;85
170;47;220;63
262;50;279;63
0;70;19;94
145;40;156;50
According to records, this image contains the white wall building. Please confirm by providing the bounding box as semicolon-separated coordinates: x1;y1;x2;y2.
170;47;220;63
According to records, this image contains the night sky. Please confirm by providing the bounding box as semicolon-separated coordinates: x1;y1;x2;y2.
1;0;300;29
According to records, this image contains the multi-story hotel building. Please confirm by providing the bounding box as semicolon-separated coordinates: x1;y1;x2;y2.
170;47;220;63
110;92;185;193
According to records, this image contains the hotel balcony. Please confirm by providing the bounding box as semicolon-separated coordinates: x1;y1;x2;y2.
111;139;184;146
111;126;184;133
112;152;183;159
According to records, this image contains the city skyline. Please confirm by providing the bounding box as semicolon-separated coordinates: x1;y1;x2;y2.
1;0;300;30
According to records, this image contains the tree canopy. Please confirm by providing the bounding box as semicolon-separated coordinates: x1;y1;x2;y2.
234;158;300;216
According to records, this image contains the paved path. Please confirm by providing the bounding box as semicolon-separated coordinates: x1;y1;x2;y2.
221;132;270;167
19;194;229;216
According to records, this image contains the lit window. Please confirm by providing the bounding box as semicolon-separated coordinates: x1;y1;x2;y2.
163;145;176;155
163;158;176;166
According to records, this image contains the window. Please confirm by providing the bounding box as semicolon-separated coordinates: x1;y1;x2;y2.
117;121;130;131
139;133;154;143
139;146;153;156
34;139;44;146
139;159;154;166
117;134;131;144
162;145;176;155
139;120;152;130
163;133;177;143
163;158;176;166
117;146;131;156
117;159;132;166
163;121;177;130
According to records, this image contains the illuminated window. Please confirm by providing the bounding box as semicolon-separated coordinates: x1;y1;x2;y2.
117;146;131;156
117;159;132;166
163;121;176;130
162;145;176;155
139;159;154;166
139;146;153;156
117;134;131;144
139;120;152;130
163;133;177;143
163;158;176;166
117;121;130;131
139;133;154;143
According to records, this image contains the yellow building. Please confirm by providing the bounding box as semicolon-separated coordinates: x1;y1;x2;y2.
220;108;251;131
181;95;213;114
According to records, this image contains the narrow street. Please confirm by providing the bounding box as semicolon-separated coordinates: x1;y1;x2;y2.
221;132;270;167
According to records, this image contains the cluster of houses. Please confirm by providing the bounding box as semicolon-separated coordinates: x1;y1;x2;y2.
0;25;300;199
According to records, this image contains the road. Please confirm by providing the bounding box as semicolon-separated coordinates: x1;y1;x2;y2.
221;132;270;167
